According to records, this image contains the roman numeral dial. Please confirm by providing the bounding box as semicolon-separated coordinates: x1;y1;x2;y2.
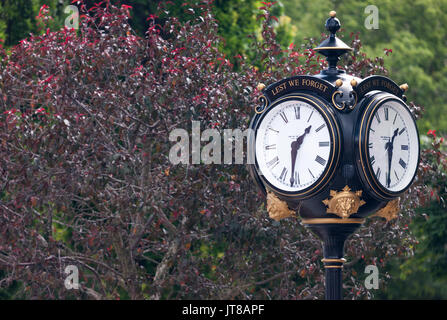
255;99;334;193
365;99;419;194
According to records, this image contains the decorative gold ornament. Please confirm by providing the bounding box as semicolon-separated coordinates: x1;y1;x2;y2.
302;218;365;224
255;95;268;114
335;79;343;87
257;83;266;91
321;258;346;264
322;185;366;219
399;83;409;91
329;11;337;17
350;79;358;87
266;192;295;221
373;198;400;221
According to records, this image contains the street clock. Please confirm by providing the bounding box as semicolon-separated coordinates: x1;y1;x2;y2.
254;94;340;198
248;11;420;300
356;93;420;200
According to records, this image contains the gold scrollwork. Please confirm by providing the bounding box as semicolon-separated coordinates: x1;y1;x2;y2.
255;95;268;114
266;192;296;221
322;185;366;219
332;90;357;111
332;90;345;110
348;90;358;110
373;198;400;221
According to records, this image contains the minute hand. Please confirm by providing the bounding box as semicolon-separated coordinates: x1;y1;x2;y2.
290;126;312;186
386;128;399;187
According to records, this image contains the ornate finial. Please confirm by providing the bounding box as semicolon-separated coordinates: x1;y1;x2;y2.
314;11;353;74
322;185;366;219
335;79;343;87
257;83;266;91
325;12;341;35
350;79;358;87
267;192;295;221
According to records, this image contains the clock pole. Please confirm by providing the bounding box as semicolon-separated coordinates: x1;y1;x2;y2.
306;11;358;300
306;223;362;300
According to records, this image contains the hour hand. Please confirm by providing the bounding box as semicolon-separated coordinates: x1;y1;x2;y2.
290;141;298;186
304;125;311;134
386;128;398;187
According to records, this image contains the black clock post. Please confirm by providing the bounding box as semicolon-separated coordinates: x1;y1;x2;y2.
248;11;420;300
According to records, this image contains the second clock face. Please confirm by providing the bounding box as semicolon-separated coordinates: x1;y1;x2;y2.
367;100;419;193
255;98;333;193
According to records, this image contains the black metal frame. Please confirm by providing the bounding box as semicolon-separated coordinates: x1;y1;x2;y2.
247;12;420;300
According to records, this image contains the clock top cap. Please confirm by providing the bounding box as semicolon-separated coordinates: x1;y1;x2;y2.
314;11;353;74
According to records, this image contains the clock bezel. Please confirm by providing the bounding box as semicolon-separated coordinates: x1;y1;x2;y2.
249;93;341;200
356;93;420;200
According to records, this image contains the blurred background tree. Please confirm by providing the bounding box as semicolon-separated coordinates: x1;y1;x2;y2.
0;0;68;45
0;0;446;300
281;0;447;134
2;0;445;133
0;0;35;46
377;133;447;299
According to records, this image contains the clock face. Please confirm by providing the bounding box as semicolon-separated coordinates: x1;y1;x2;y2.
366;99;419;193
255;98;333;193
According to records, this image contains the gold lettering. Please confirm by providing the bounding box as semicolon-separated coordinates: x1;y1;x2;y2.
300;79;328;92
288;79;300;87
271;83;287;96
270;78;330;95
380;80;399;95
358;82;372;95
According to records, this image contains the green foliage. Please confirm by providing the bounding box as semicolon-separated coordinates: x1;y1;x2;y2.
281;0;447;134
212;0;260;59
0;0;69;46
0;0;34;46
0;0;295;67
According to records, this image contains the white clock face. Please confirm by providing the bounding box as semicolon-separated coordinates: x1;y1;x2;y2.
255;99;332;192
367;100;419;192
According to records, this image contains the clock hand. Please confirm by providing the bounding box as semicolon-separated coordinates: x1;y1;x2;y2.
385;128;399;187
290;143;298;186
391;128;399;144
386;143;392;187
290;125;312;186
